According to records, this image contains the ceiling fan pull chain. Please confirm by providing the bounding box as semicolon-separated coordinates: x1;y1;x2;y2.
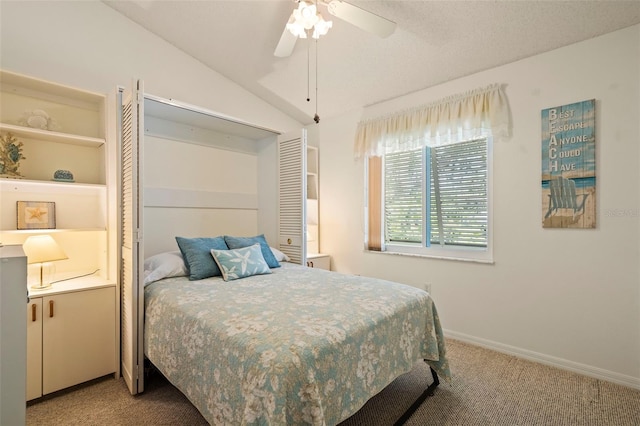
307;37;311;103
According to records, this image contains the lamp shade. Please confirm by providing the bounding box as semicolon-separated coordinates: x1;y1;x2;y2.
22;235;68;264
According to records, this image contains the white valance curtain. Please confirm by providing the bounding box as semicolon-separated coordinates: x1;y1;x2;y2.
354;84;510;158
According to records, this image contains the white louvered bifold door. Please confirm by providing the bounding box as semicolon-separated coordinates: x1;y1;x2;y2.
278;130;307;265
120;80;145;395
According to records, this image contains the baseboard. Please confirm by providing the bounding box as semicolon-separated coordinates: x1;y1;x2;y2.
444;329;640;390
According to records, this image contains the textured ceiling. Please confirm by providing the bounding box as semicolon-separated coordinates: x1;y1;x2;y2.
103;0;640;125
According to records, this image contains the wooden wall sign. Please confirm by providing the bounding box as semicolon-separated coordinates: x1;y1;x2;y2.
541;99;596;229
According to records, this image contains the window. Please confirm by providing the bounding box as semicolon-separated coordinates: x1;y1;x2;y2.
369;138;491;262
357;85;508;262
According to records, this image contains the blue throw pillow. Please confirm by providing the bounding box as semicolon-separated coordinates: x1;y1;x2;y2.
175;236;228;280
210;243;272;281
224;234;280;268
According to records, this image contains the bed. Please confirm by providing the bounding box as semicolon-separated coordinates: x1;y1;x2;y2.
143;247;451;425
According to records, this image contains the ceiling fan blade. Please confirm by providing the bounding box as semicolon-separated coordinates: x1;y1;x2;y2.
274;26;297;57
326;0;396;38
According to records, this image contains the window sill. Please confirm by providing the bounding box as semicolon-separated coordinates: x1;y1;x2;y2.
364;248;494;264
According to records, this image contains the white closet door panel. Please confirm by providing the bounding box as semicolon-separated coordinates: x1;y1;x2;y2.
278;130;306;264
120;81;145;395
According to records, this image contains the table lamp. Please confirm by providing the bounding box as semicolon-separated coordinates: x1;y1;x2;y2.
22;235;68;290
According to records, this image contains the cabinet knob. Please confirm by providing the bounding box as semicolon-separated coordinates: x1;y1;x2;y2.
31;304;37;322
49;300;54;318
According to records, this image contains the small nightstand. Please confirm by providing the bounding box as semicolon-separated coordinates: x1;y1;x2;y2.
306;253;331;270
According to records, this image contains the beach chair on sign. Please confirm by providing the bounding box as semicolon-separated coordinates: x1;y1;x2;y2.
544;176;589;219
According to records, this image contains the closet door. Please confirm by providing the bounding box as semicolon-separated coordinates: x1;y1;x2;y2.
120;80;145;395
278;130;307;265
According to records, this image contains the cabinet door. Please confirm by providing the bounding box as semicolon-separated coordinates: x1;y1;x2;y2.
307;255;330;271
42;287;115;394
278;129;307;265
26;299;42;401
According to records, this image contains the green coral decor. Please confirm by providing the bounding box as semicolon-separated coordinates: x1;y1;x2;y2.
0;132;26;178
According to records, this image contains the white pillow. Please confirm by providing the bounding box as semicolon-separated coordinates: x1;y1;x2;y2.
143;251;188;286
270;246;290;262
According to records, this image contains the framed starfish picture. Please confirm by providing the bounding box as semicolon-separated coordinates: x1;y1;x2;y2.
17;201;56;230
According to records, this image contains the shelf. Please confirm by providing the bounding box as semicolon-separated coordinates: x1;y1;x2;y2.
1;178;106;194
1;179;108;231
28;273;115;298
145;95;279;142
1;70;104;105
0;228;106;234
1;70;105;147
307;146;318;175
307;173;318;200
0;123;104;147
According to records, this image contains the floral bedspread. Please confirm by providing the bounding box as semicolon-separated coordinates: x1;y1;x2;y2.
144;263;450;425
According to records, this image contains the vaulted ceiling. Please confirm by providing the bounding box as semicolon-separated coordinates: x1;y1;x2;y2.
103;1;640;124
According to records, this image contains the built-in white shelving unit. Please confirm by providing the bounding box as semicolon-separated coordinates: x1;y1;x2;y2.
0;70;111;270
306;146;319;254
0;69;117;399
305;145;329;269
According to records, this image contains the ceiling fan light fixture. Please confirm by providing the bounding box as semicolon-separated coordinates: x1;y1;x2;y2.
286;1;332;40
286;14;308;38
312;13;332;39
297;2;319;29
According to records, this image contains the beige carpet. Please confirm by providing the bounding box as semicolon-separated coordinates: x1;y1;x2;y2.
26;339;640;425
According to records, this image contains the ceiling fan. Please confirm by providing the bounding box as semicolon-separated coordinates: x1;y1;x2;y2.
274;0;396;57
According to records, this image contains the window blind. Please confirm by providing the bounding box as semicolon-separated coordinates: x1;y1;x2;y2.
382;139;488;248
384;149;423;243
429;139;487;247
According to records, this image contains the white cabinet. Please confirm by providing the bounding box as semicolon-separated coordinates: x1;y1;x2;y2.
0;72;117;384
26;278;116;400
306;253;330;270
0;245;27;425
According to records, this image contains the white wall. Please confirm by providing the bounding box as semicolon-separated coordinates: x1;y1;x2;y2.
318;25;640;388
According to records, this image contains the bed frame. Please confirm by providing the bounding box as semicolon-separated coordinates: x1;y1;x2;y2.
143;359;440;424
395;364;440;425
